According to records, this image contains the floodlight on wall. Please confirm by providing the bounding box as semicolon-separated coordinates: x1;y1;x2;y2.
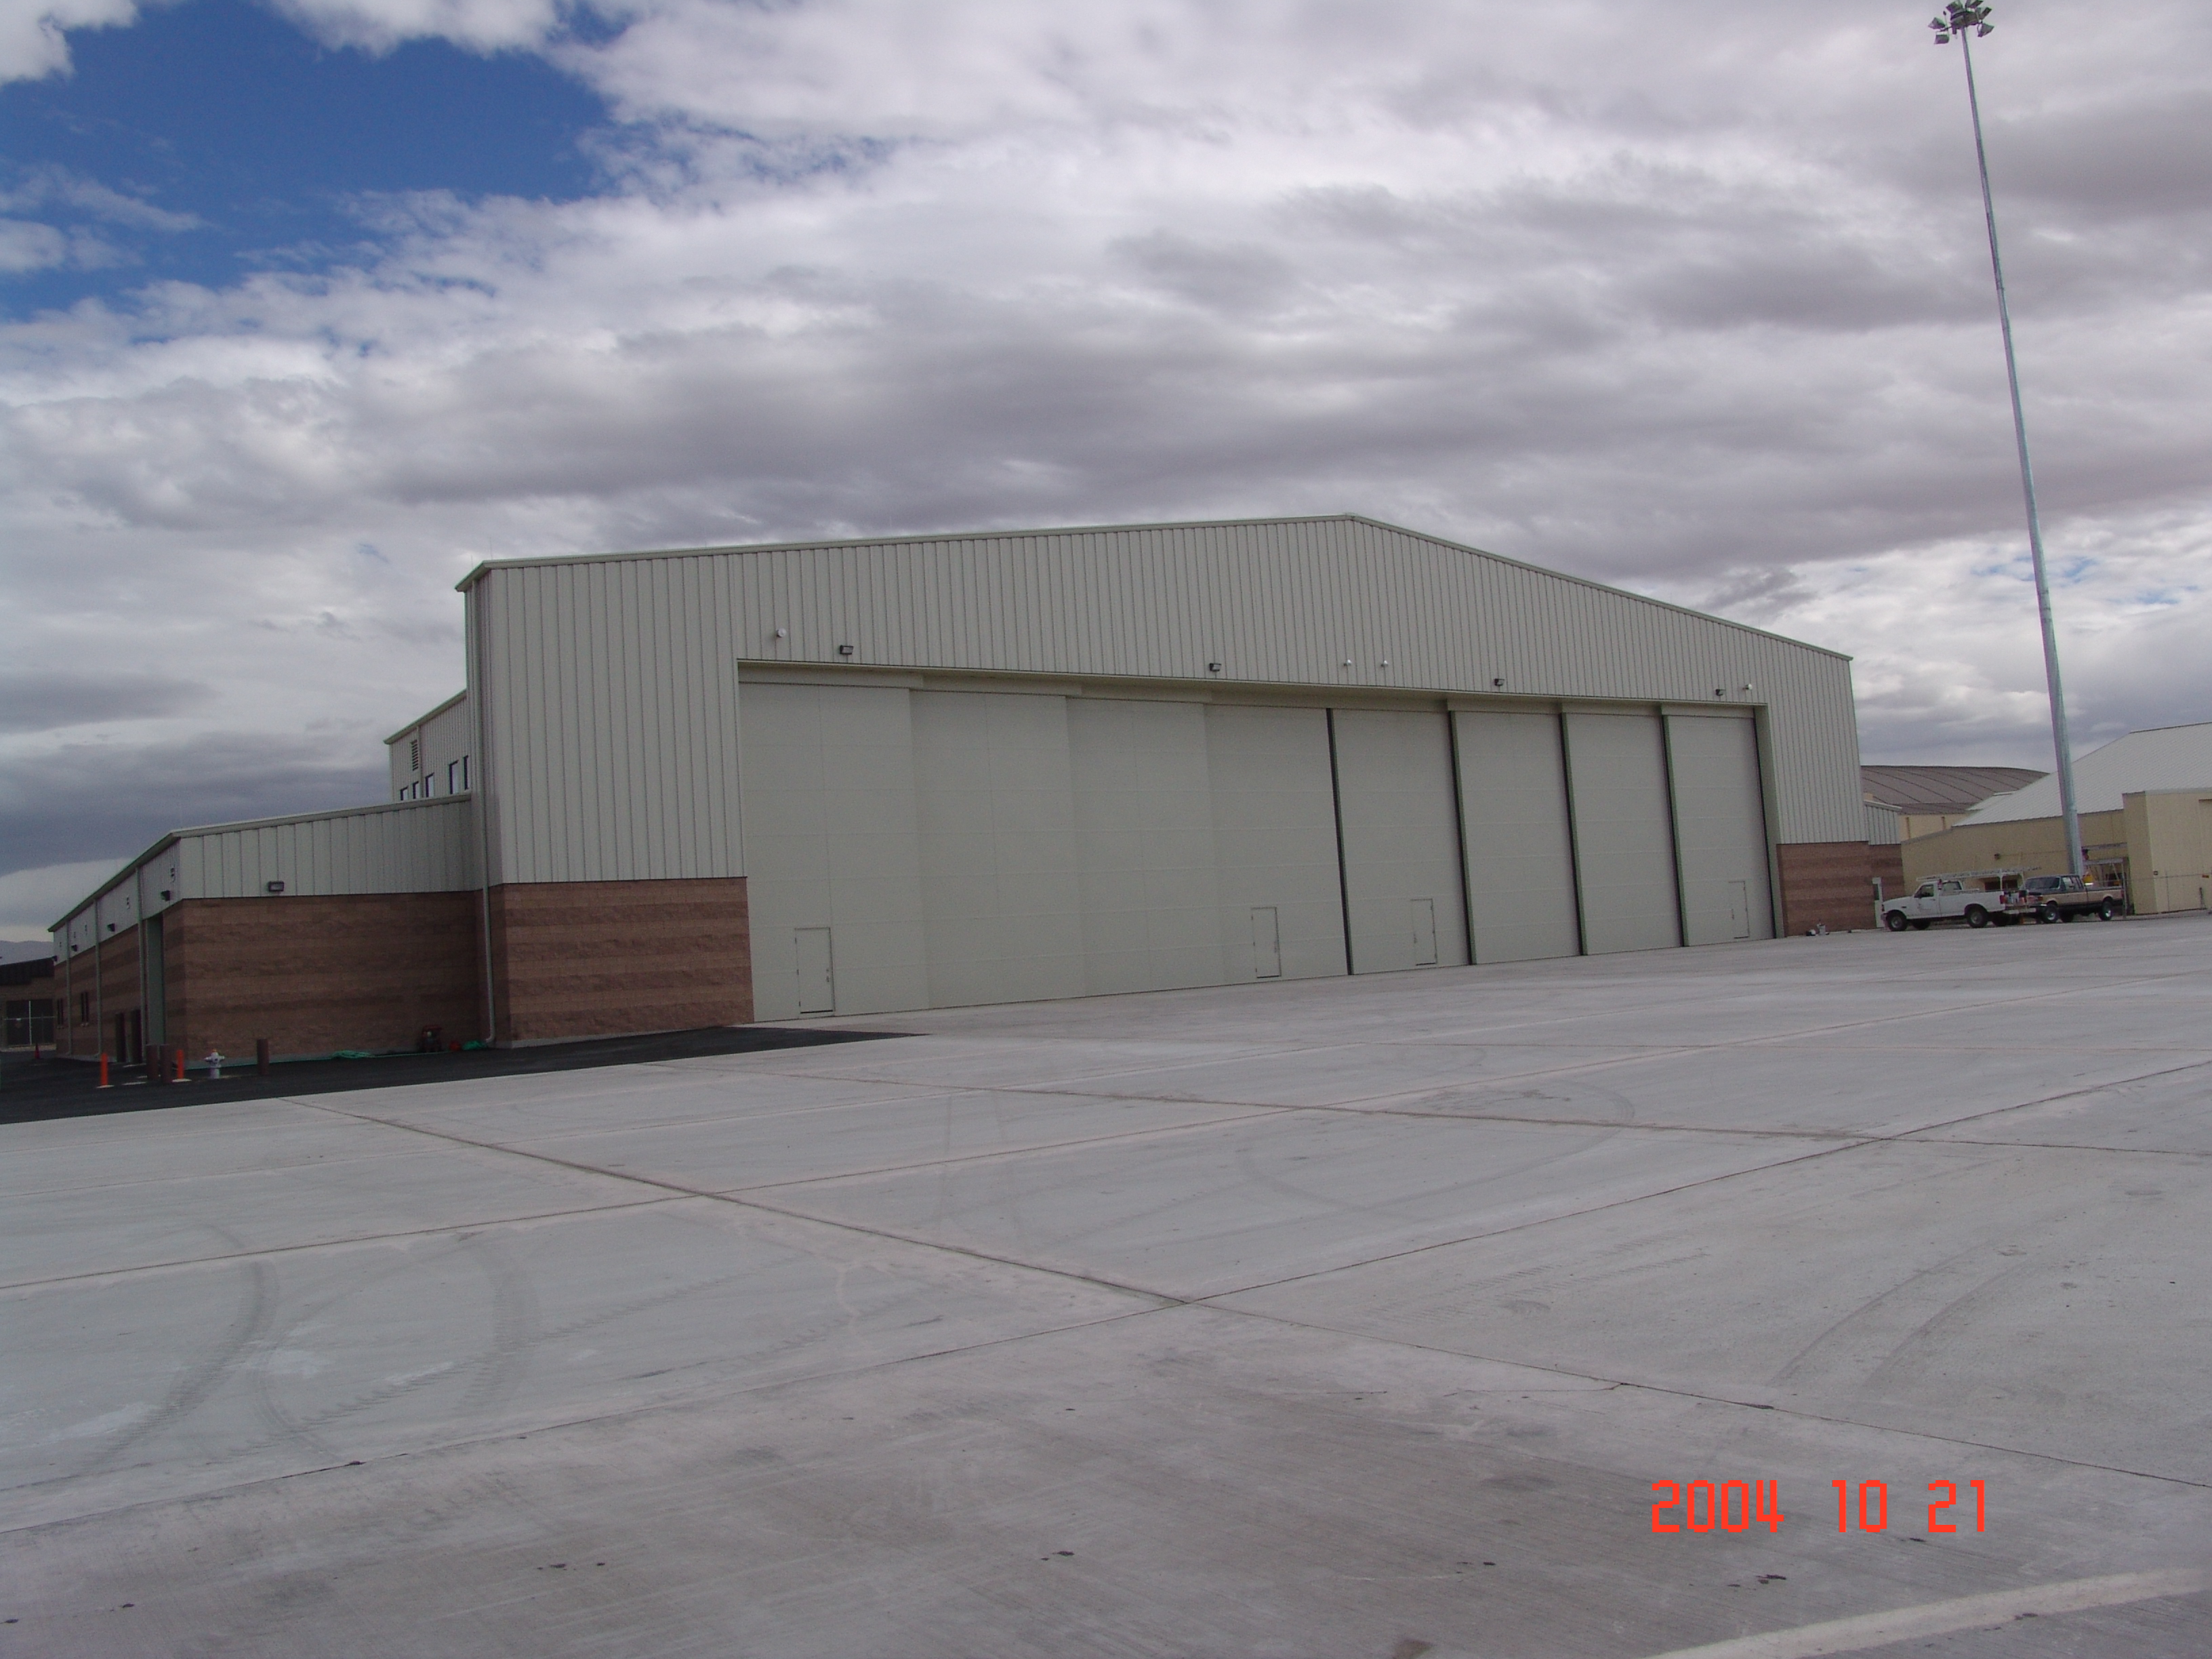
1492;677;1504;689
773;627;787;639
1207;661;1224;674
837;643;855;657
266;881;285;894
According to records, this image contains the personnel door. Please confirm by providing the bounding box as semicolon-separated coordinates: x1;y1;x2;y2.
1250;907;1282;979
794;928;835;1015
1410;899;1439;966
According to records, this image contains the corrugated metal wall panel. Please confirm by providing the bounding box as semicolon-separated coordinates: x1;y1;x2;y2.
466;517;1863;869
174;798;478;898
478;558;745;886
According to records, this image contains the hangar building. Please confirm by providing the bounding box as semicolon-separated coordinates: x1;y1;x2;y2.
51;516;1876;1063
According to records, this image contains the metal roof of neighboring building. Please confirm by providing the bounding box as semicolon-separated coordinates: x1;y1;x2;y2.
1860;764;2046;815
1962;722;2212;823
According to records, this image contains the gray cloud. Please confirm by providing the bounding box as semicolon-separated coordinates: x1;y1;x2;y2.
0;732;386;876
1;0;2206;841
0;669;207;733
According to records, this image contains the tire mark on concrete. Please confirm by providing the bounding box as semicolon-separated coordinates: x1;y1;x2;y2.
75;1229;275;1477
453;1231;541;1422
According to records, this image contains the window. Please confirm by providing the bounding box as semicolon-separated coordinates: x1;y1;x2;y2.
409;736;421;773
448;759;461;794
79;991;91;1023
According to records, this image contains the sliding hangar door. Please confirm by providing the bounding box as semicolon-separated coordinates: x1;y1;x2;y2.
743;681;1774;1021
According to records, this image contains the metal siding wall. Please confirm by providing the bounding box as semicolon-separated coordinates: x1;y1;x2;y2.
476;518;1862;894
173;800;478;898
1665;712;1776;946
1329;708;1469;972
1204;703;1348;982
424;697;470;789
1563;711;1683;954
1453;710;1581;964
477;560;743;886
739;682;928;1021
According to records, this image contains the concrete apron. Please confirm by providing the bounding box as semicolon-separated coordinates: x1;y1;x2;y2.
3;915;2209;1656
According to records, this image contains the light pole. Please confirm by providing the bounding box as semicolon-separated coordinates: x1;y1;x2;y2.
1930;2;2083;878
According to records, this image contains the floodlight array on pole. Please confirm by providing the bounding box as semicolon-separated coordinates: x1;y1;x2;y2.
1929;2;2083;878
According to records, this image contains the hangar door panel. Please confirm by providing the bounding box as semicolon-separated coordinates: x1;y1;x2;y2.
739;681;927;1021
1666;713;1774;945
1205;704;1347;981
912;691;1085;1009
1453;710;1580;964
1068;698;1225;994
1330;709;1468;972
1563;711;1681;955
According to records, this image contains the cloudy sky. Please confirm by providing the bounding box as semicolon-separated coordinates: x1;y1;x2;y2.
2;0;2207;937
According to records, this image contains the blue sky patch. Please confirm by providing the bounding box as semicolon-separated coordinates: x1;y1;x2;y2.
1;0;609;315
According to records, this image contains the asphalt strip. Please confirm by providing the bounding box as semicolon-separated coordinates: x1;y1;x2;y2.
1627;1568;2207;1659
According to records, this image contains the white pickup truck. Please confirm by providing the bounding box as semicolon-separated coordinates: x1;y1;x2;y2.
1879;872;2024;932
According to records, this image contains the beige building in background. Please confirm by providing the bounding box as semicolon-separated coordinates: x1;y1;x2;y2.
1901;808;2129;891
1900;722;2212;914
2124;788;2212;915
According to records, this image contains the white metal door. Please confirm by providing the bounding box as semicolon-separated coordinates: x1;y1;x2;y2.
1410;899;1438;966
1329;708;1468;972
1453;710;1580;964
1251;906;1282;979
1664;713;1774;947
1563;712;1681;954
1206;705;1347;981
794;927;834;1015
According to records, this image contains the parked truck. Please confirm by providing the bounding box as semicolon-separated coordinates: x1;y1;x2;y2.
1999;874;2123;924
1879;871;2024;931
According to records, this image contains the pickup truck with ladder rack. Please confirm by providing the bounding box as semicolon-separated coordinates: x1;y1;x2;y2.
1880;870;2123;931
1879;871;2020;931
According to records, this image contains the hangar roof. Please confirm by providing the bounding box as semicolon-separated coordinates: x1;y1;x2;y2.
456;513;1849;662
